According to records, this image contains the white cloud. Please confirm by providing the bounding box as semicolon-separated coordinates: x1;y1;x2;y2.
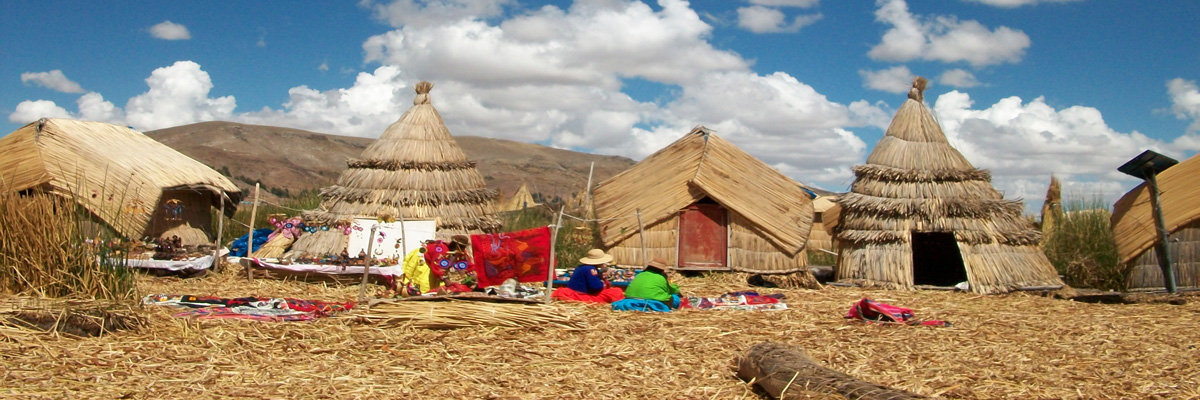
929;90;1188;207
124;61;235;130
859;66;914;94
869;0;1029;67
76;92;124;124
318;62;330;72
149;21;191;40
239;65;411;137
965;0;1083;8
1168;78;1200;133
361;0;515;28
8;100;71;124
749;0;820;7
20;70;85;93
939;68;980;88
737;6;821;33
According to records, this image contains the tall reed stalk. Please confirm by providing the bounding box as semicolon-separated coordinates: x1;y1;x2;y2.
1042;199;1125;290
0;190;136;299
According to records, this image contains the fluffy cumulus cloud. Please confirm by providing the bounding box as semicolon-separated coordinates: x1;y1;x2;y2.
362;0;515;28
7;93;124;126
239;65;412;137
20;70;85;93
737;6;821;33
124;61;235;130
8;100;71;124
965;0;1083;8
929;90;1186;206
149;21;191;40
938;68;980;88
859;66;914;94
869;0;1029;67
1168;78;1200;133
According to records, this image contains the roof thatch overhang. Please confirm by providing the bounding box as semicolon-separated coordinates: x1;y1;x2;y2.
594;127;814;253
0;118;242;238
1111;152;1200;264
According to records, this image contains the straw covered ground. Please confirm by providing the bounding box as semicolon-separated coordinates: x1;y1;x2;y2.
2;264;1198;399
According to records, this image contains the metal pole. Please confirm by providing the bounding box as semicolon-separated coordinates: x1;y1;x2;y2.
359;225;378;303
246;182;260;280
545;208;565;304
1145;169;1176;293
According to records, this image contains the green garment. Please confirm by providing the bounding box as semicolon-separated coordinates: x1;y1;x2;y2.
623;270;679;303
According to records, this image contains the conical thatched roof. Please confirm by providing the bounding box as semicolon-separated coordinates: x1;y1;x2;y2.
834;77;1062;294
0;118;241;239
289;82;500;256
1040;175;1062;245
500;183;538;211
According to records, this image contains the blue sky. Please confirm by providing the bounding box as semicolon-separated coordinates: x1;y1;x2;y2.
3;0;1199;210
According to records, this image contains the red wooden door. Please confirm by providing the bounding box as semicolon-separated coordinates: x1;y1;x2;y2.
678;203;728;270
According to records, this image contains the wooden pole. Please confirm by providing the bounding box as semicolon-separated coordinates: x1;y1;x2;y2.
358;225;378;303
584;161;595;218
213;193;225;271
246;183;260;280
545;207;565;304
397;208;408;263
1145;170;1176;293
636;208;647;266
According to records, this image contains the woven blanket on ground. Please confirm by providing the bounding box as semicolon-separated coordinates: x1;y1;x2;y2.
845;298;950;327
612;298;671;312
551;287;624;304
470;226;551;288
686;291;788;311
142;294;354;322
119;255;214;272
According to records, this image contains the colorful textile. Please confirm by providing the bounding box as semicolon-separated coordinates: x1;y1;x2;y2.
422;240;474;288
470;226;552;288
686;292;788;311
142;294;354;322
229;229;274;257
551;286;624;304
612;298;672;312
623;269;679;303
845;298;950;326
566;265;606;295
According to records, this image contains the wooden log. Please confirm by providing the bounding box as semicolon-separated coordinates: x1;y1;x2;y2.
736;341;926;400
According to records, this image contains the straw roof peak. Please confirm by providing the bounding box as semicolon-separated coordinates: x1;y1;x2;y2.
414;81;433;105
908;77;928;102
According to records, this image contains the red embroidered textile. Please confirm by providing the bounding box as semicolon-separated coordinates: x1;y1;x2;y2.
470;226;552;288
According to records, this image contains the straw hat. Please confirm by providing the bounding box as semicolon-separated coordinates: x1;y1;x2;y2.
647;258;669;269
579;249;613;265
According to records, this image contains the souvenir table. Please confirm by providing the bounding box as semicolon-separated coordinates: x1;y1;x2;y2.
118;255;214;273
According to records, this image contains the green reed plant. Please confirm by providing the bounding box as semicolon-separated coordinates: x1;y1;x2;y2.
498;207;595;270
1042;198;1126;290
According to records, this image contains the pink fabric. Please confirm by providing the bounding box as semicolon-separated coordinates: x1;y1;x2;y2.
551;287;625;304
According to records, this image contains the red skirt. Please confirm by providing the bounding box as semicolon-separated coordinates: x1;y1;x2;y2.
551;287;624;304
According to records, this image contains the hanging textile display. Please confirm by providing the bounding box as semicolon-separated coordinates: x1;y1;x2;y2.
422;239;475;291
470;226;552;288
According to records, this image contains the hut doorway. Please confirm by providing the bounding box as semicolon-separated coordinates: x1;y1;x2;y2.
911;232;967;286
677;201;728;270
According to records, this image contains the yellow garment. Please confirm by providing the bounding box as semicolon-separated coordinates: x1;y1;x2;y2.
402;249;441;293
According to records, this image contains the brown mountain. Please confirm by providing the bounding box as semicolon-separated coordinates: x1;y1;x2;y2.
145;121;635;206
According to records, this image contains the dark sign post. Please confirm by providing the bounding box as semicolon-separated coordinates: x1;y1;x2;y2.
1118;150;1179;293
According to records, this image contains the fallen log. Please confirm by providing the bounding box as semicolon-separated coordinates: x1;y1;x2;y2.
735;341;926;400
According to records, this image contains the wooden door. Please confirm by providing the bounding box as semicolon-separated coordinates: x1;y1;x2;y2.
678;203;728;270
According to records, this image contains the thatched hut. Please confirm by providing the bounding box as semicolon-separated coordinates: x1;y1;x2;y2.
0;118;241;245
592;126;815;274
1039;175;1062;245
1111;152;1200;289
499;183;539;212
287;81;500;257
807;195;838;254
833;78;1063;294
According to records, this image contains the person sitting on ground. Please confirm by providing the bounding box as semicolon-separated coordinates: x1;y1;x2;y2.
623;258;681;308
551;248;625;303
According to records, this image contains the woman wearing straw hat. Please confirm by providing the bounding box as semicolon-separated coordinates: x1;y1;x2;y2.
623;258;682;309
551;248;625;303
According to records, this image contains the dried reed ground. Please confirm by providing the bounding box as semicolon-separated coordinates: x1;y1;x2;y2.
2;264;1198;399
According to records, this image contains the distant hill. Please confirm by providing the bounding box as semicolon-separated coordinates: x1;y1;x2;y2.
146;121;636;206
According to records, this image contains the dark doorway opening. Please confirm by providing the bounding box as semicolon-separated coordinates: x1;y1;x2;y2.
911;232;967;287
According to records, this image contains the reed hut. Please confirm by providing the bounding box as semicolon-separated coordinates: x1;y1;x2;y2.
592;126;815;274
287;81;500;257
499;183;539;212
1039;175;1062;246
1111;152;1200;289
0;118;241;245
833;78;1063;294
807;195;838;254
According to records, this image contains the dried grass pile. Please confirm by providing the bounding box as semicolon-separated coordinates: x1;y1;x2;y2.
0;264;1197;398
355;299;585;330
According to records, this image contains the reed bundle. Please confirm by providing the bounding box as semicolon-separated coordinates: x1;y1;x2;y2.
1111;152;1200;265
354;300;585;330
